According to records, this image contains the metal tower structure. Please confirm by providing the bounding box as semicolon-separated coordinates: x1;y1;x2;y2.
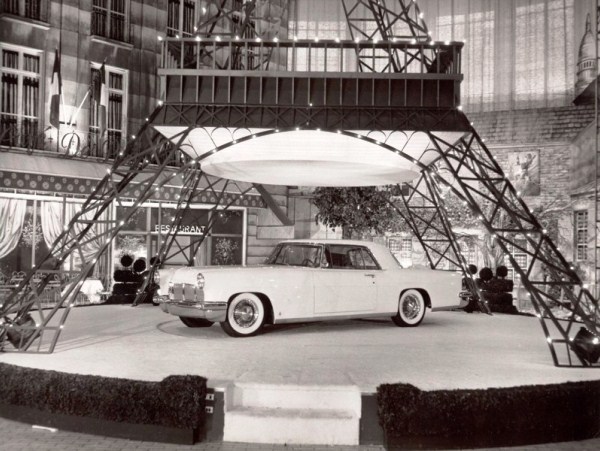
1;0;598;367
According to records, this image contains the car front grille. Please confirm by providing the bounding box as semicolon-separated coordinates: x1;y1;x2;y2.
169;283;204;304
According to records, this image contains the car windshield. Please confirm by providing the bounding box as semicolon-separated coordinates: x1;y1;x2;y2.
266;244;322;267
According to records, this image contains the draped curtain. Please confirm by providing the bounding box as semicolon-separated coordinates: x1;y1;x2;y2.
41;201;103;268
290;0;579;112
0;198;27;260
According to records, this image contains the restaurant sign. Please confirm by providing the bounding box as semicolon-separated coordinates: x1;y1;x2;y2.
154;224;206;235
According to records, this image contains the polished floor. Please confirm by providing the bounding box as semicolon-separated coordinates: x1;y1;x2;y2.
1;304;598;392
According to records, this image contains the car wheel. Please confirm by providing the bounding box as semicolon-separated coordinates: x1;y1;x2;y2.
179;317;214;327
220;293;266;337
392;290;426;327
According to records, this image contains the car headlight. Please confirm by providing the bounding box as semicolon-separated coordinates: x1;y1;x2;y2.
196;273;205;289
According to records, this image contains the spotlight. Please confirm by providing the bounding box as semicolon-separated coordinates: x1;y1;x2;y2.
571;327;600;365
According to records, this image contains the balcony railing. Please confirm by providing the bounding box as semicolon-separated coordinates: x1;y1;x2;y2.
0;122;128;161
159;37;463;76
159;38;463;109
0;123;190;168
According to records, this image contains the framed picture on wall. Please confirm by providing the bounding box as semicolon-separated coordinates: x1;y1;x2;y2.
507;150;540;196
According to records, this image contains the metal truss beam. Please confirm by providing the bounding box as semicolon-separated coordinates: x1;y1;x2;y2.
0;107;194;352
424;128;599;367
157;103;470;132
343;0;435;73
135;174;257;303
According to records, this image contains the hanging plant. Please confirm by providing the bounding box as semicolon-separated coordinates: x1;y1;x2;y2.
21;219;43;250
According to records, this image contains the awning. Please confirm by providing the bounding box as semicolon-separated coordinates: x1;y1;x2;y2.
0;151;265;207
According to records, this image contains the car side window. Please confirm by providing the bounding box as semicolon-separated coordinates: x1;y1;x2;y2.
327;245;351;269
326;245;378;270
348;248;365;269
272;244;321;267
361;248;379;270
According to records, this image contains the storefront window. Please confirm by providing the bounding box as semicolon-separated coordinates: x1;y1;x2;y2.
212;210;243;234
117;205;147;231
116;204;245;269
114;234;147;266
0;196;110;300
211;236;242;265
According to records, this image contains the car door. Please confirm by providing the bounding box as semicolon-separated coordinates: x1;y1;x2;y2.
313;244;377;314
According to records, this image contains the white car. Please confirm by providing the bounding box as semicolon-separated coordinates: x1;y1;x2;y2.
158;239;467;337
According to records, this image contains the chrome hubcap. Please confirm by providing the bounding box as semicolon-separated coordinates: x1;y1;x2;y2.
402;295;421;320
233;299;258;328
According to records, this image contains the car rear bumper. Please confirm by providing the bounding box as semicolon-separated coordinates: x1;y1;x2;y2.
159;300;227;322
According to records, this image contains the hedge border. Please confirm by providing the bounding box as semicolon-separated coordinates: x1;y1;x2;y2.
378;380;600;449
0;362;207;444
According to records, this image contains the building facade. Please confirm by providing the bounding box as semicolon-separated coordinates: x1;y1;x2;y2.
0;0;296;298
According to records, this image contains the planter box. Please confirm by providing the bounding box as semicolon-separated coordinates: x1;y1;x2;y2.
0;403;199;445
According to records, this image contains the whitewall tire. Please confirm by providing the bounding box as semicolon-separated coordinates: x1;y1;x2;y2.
220;293;266;337
392;289;426;327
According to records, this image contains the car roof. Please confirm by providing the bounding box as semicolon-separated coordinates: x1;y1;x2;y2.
278;239;400;269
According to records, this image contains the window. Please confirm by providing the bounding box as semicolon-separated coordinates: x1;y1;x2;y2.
167;0;199;37
92;0;128;42
575;210;588;261
449;239;477;271
504;239;528;282
88;64;127;159
2;0;43;20
0;45;42;148
389;237;412;253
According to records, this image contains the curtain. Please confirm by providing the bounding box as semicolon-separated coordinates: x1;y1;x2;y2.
0;198;27;259
290;0;578;112
41;201;103;268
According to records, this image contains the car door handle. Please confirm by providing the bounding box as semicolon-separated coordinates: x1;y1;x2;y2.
364;274;375;278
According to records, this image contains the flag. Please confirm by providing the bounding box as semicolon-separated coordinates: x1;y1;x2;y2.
49;49;61;129
92;61;107;135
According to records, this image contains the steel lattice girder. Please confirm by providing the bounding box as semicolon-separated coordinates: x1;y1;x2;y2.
156;103;471;132
423;128;600;367
342;0;433;73
0;110;253;353
1;107;599;366
134;171;256;302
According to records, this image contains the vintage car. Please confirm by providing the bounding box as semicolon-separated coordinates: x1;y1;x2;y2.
158;239;467;337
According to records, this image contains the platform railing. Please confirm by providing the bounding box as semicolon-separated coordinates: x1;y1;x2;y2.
158;37;463;77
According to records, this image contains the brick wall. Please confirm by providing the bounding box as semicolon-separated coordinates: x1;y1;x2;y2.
467;105;595;146
466;105;595;209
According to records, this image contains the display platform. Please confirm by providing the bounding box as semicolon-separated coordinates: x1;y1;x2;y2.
1;304;598;392
2;305;600;448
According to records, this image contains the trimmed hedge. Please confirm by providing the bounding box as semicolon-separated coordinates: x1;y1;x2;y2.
0;362;206;430
378;380;600;447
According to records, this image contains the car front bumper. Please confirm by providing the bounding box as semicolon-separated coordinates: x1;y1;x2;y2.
160;299;227;322
160;282;227;322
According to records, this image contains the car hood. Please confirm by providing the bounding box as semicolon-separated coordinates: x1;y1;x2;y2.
168;265;294;283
